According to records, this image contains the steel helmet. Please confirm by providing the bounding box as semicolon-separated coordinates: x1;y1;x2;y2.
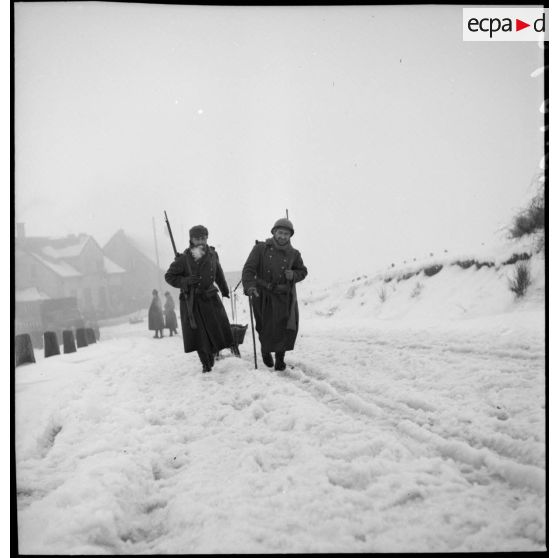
271;218;294;236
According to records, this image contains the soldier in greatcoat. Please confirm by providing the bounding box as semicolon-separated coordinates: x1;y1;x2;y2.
148;289;165;338
242;218;308;371
164;225;233;373
163;291;178;336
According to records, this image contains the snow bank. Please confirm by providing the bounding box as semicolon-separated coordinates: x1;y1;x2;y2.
296;250;544;327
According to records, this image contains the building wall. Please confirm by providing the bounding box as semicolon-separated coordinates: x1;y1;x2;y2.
74;239;105;276
15;250;66;299
104;232;165;312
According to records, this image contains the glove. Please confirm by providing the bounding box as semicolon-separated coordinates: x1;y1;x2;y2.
284;269;294;281
246;286;259;298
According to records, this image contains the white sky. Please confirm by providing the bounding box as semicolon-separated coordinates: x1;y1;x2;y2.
14;3;544;279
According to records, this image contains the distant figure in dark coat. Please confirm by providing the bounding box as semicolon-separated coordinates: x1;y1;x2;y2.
148;289;165;338
164;291;178;336
242;218;308;371
164;225;234;373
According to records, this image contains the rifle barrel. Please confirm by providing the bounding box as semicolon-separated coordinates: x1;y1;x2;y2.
164;210;178;256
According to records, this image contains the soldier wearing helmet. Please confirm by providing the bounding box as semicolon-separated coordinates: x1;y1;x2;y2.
242;217;308;371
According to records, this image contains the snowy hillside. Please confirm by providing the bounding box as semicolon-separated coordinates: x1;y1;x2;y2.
299;253;544;324
15;234;546;554
298;234;545;324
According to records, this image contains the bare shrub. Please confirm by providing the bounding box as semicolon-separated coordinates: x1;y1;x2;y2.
378;287;387;303
510;180;545;239
502;253;531;266
508;262;532;298
424;264;443;277
476;261;495;269
398;271;417;282
454;259;475;269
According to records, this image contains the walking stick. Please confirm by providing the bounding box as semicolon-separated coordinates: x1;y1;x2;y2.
248;295;258;369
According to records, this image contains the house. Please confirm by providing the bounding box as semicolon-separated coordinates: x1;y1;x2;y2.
15;225;127;321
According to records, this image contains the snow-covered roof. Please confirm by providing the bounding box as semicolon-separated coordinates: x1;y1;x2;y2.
103;256;126;274
15;287;51;302
41;237;90;259
32;253;82;278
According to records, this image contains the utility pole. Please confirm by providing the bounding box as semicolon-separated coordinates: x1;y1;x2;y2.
152;216;162;293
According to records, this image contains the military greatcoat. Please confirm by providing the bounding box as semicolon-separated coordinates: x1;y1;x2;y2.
164;295;178;331
242;238;308;353
148;294;165;331
164;247;233;354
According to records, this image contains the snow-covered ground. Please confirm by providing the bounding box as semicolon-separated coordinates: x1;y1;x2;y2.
15;248;546;554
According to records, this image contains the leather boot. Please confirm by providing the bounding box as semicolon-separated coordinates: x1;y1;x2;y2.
274;352;286;371
198;351;212;373
262;352;274;368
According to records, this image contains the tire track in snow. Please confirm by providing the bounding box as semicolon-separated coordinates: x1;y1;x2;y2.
275;340;545;497
296;328;545;467
308;331;544;362
311;357;543;470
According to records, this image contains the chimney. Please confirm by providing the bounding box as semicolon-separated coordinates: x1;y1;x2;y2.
16;223;25;239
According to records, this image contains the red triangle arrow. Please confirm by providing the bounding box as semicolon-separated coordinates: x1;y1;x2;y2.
516;19;530;31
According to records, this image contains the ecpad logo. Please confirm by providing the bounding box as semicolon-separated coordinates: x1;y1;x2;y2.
463;8;548;41
468;14;545;38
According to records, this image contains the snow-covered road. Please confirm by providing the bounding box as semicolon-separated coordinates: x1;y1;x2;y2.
15;315;546;554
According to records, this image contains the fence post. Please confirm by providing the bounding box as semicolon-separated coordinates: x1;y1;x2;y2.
43;331;60;358
76;328;88;348
62;330;77;354
85;328;96;344
15;334;36;366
